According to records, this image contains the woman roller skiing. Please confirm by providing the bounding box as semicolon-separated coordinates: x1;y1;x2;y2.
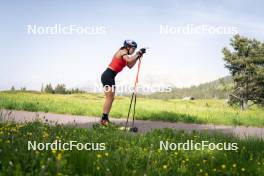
100;40;146;126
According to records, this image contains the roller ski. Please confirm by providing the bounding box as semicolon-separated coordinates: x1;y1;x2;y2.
92;119;119;129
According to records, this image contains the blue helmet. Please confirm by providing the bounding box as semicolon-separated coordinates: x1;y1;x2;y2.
124;40;137;48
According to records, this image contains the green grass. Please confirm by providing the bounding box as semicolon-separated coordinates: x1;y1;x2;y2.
0;121;263;175
0;91;264;127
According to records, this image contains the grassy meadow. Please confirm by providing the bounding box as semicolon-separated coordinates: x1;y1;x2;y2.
0;120;264;175
0;91;264;127
1;91;264;175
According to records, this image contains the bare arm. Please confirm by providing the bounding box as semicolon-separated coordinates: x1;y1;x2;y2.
117;50;141;69
123;54;139;68
116;49;143;69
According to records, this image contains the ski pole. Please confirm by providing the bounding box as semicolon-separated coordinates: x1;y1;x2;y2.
125;58;142;131
132;58;141;128
125;92;134;130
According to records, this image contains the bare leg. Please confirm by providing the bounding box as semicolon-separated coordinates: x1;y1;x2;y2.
103;86;115;115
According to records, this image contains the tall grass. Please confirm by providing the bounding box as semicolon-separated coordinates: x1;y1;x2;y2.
0;121;263;175
0;91;264;126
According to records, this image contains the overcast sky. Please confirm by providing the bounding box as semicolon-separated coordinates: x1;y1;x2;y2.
1;0;264;91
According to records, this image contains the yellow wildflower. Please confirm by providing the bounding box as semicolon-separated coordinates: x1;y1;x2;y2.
163;165;168;170
57;153;62;161
97;154;101;158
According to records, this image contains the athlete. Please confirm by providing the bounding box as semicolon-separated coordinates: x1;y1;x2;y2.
100;40;146;126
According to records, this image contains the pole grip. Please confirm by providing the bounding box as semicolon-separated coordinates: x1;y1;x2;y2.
134;58;141;94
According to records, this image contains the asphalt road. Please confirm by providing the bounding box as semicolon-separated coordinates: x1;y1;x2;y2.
1;109;264;139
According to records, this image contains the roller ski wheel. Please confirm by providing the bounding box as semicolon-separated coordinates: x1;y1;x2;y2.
118;126;138;133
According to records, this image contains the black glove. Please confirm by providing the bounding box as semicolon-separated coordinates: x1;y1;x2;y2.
136;48;146;59
140;48;146;54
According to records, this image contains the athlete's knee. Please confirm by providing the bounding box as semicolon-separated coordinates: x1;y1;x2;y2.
109;95;115;102
106;93;114;101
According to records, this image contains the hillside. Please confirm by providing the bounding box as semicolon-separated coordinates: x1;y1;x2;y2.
145;76;233;99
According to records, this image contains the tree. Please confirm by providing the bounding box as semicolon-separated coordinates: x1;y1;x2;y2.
41;83;44;93
223;34;264;110
54;84;66;94
20;87;26;91
44;83;54;94
11;86;15;91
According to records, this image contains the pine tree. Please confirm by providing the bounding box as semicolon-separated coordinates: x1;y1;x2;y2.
11;86;15;91
54;84;66;94
44;83;54;94
223;34;264;109
41;83;44;93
